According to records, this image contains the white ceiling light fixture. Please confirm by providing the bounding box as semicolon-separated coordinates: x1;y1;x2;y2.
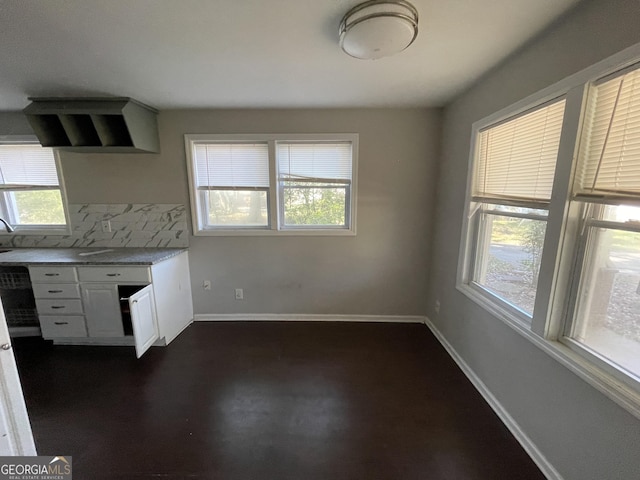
339;0;419;60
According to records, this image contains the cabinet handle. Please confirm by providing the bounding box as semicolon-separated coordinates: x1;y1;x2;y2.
48;290;63;293
51;306;66;309
54;321;69;325
44;273;60;277
106;273;121;277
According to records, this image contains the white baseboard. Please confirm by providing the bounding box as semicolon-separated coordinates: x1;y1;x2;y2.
423;316;563;480
194;313;426;323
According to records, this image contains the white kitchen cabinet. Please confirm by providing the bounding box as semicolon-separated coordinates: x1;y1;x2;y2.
32;283;81;299
81;283;124;337
29;265;88;340
39;316;87;338
27;251;193;358
34;298;84;315
78;266;150;283
28;266;78;283
128;285;158;358
82;282;159;358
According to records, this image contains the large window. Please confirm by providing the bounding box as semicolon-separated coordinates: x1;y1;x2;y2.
277;142;353;228
458;52;640;415
0;143;68;234
185;134;357;235
568;67;640;384
467;99;566;318
192;142;270;228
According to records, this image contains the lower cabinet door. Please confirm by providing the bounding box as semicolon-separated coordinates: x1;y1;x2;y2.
82;284;124;337
129;285;159;358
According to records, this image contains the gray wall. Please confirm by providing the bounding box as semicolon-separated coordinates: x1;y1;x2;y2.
427;1;640;479
59;108;440;315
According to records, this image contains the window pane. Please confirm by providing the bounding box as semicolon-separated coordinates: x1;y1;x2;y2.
194;143;270;188
574;67;640;201
474;211;547;316
475;99;565;204
283;182;347;227
572;227;640;378
277;143;352;181
207;190;268;227
603;204;640;222
0;145;59;186
11;190;65;225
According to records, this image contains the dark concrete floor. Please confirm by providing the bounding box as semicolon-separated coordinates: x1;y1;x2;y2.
14;322;544;480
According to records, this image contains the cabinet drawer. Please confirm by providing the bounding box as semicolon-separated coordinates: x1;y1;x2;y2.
29;266;78;283
78;266;150;283
32;283;81;299
39;315;87;338
35;298;83;315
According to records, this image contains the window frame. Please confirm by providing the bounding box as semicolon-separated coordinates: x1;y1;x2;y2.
456;42;640;420
185;134;358;236
459;95;572;329
468;203;550;323
0;137;71;236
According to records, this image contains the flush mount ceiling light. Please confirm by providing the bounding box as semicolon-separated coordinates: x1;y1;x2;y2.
339;0;419;60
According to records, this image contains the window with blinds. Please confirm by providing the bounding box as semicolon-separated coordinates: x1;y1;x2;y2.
185;134;358;234
474;99;566;207
458;47;640;409
277;142;352;228
0;145;60;188
277;143;352;184
465;98;566;319
0;144;66;229
574;66;640;202
193;143;269;190
191;142;270;228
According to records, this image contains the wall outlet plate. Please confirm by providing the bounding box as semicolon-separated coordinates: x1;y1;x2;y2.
235;288;244;300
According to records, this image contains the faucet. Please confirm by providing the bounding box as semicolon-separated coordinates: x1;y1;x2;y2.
0;218;14;233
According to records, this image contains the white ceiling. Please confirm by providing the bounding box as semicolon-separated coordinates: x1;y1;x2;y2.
0;0;582;111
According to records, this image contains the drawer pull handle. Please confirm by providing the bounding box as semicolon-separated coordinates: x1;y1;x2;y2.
51;306;66;309
45;273;60;277
106;273;121;277
54;322;69;325
48;290;63;293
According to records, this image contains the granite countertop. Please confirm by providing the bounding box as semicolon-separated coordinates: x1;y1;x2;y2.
0;248;187;266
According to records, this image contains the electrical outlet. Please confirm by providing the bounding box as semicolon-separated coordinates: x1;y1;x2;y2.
203;280;211;290
435;300;441;315
101;220;111;233
235;288;244;300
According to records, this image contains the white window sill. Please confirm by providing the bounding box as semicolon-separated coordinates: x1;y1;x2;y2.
456;282;640;420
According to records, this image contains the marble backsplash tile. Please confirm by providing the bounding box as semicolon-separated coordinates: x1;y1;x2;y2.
0;204;189;248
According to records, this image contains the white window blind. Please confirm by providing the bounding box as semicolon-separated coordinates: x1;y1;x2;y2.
574;66;640;202
0;145;59;188
194;143;270;189
277;142;352;184
474;99;566;206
